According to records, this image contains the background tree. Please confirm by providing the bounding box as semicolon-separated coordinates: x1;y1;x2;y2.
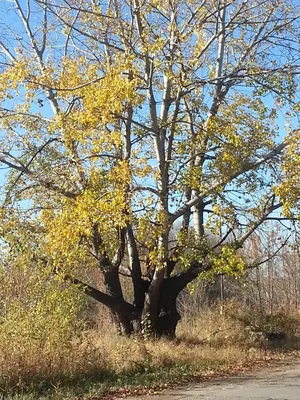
0;0;299;337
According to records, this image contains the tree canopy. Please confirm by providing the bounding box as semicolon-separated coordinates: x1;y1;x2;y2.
0;0;299;336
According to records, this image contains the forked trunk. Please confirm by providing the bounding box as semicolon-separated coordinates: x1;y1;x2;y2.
102;265;196;338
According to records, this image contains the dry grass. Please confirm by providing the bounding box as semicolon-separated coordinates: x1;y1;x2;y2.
1;302;300;399
0;304;276;399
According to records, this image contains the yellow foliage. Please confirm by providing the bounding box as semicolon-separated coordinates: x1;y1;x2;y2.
275;130;300;216
207;246;245;278
41;161;131;268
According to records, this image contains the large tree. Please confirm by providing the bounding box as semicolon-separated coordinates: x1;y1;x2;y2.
0;0;299;337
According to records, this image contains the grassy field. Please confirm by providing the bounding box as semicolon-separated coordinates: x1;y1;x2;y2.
1;304;299;400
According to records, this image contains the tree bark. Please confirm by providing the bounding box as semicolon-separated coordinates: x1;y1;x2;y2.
103;267;132;335
155;284;181;338
69;262;207;338
141;276;184;338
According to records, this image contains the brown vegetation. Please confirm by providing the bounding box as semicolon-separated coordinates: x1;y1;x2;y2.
0;300;299;399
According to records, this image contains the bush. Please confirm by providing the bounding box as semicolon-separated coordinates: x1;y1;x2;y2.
0;261;86;391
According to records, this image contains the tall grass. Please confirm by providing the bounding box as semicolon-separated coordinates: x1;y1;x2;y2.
1;301;297;399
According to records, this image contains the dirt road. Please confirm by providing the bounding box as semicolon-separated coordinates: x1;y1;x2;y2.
126;361;300;399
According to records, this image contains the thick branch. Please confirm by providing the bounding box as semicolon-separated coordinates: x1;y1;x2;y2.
65;275;141;320
127;224;145;309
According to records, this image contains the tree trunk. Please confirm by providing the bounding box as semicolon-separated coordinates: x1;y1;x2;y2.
141;296;181;338
94;264;204;338
149;268;205;337
141;276;182;338
103;267;132;335
155;297;181;338
112;312;132;335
